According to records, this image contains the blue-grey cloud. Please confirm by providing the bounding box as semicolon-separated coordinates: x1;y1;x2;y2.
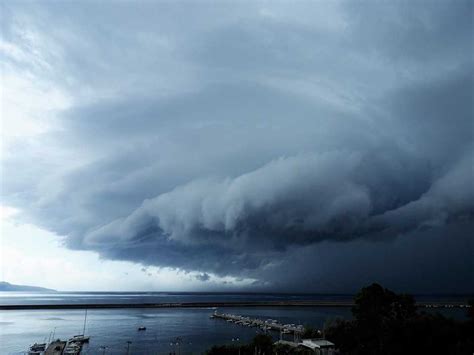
1;0;472;291
195;273;211;282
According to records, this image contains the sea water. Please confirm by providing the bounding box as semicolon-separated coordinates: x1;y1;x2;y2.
0;292;469;354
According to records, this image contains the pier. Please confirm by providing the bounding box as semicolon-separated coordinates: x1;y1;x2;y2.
211;311;305;342
44;340;66;355
29;337;87;355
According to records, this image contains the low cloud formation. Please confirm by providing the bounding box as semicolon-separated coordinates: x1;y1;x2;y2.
195;273;211;282
95;148;471;239
1;0;472;291
85;149;467;249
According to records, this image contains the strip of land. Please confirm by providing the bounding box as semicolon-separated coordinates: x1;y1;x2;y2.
0;300;469;310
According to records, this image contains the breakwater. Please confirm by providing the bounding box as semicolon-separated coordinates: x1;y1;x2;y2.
0;300;469;310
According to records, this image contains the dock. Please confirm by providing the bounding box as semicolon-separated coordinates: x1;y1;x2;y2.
31;338;85;355
211;311;305;341
44;340;66;355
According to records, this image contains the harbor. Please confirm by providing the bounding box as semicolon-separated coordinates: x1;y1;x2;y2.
211;310;306;342
2;298;470;354
28;335;89;355
27;310;90;355
24;310;309;354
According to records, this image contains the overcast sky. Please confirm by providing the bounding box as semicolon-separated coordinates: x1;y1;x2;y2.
1;0;473;292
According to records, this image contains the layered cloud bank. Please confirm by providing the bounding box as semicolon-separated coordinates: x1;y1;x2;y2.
86;149;472;250
1;0;473;291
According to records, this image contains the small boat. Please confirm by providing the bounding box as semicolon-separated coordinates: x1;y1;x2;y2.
28;343;46;354
63;342;82;355
138;326;147;331
70;309;90;343
69;334;90;343
29;343;46;351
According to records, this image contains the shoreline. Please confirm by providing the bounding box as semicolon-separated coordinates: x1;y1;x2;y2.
0;300;469;310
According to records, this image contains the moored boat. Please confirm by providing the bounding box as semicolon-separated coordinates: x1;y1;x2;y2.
68;334;90;343
28;342;46;354
70;309;90;343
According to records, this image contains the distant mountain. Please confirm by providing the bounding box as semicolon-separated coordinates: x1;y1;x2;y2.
0;281;56;292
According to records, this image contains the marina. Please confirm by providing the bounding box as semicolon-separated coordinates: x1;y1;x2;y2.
30;335;89;355
24;310;313;354
27;310;90;355
211;310;306;342
28;337;86;354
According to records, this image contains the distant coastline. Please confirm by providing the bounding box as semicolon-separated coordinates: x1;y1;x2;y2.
0;281;56;293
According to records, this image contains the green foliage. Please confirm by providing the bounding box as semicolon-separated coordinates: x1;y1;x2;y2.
206;344;242;355
273;343;298;354
352;283;417;325
205;334;274;355
468;298;474;321
325;319;357;354
251;334;274;354
302;325;321;338
326;283;474;355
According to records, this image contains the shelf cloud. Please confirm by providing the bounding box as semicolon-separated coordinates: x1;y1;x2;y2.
2;0;472;292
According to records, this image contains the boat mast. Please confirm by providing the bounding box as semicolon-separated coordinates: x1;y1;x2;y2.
82;309;88;335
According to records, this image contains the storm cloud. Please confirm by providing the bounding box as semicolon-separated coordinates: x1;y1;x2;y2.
1;0;473;291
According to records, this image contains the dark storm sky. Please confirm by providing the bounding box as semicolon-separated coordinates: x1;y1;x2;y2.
1;0;473;292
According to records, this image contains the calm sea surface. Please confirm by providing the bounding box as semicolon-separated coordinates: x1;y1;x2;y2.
0;292;469;354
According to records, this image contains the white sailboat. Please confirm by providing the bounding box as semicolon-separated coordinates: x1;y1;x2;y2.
28;342;46;354
69;309;90;343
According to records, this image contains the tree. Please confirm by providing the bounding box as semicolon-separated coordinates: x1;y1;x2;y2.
206;334;274;355
302;325;321;338
467;298;474;321
326;283;473;355
251;334;273;355
349;283;417;354
352;283;416;325
325;319;358;354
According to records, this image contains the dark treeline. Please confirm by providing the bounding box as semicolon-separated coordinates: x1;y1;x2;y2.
325;283;473;355
205;283;474;355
